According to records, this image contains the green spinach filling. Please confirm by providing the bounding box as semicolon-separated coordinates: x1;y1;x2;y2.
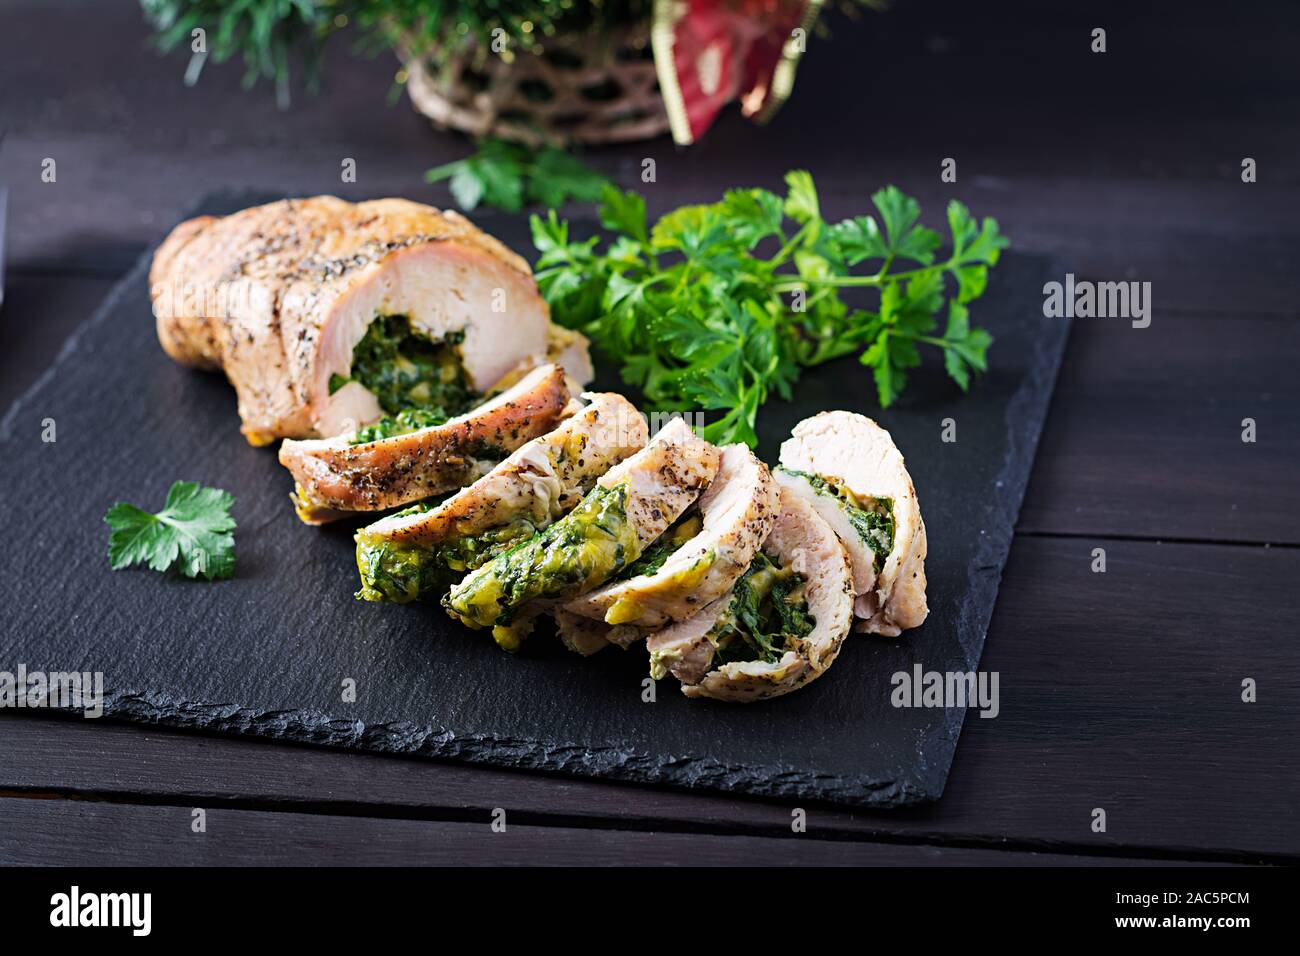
706;552;816;667
355;516;541;604
615;510;702;581
332;315;479;444
351;408;450;444
443;483;641;640
781;468;895;571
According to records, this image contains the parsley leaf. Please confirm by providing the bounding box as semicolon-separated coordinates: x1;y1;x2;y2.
105;481;237;581
531;174;1008;446
872;185;943;264
426;139;610;213
783;170;820;225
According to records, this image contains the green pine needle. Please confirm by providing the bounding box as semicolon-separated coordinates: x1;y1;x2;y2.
139;1;655;100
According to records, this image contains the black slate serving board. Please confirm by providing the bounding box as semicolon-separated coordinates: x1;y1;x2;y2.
0;195;1069;807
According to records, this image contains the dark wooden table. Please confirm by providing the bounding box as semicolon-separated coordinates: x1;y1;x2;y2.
1;0;1297;866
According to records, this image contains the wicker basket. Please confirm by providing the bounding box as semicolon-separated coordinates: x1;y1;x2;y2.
402;22;670;146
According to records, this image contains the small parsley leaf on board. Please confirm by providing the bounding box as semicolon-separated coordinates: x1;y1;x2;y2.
531;173;1008;447
426;139;609;213
105;482;237;581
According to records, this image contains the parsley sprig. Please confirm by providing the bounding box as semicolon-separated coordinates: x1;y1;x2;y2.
105;481;237;581
426;139;611;213
530;172;1007;446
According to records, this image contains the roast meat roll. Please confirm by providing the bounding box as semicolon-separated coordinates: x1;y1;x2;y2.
776;411;928;636
647;491;855;702
150;196;590;444
444;418;720;650
280;364;571;523
354;392;647;602
564;442;780;631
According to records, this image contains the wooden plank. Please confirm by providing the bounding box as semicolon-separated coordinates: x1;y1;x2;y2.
10;131;1298;317
3;1;1299;320
1019;310;1300;542
5;0;1298;182
2;538;1295;862
0;797;1210;866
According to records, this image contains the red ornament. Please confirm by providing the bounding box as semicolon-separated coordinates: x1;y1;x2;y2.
651;0;824;145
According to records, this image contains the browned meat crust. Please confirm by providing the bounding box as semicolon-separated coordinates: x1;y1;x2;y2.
149;196;547;444
279;364;570;522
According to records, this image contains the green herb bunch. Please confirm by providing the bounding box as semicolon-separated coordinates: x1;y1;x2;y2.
531;173;1008;447
425;138;610;212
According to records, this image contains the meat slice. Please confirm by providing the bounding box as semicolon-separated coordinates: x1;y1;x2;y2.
565;443;779;629
544;325;595;388
443;418;720;650
649;492;856;703
150;196;589;444
353;392;648;600
553;610;622;657
280;364;570;523
777;410;928;637
597;418;720;551
550;612;644;656
645;597;729;683
469;324;596;407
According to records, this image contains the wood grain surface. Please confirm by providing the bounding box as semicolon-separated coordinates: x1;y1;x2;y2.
0;0;1296;864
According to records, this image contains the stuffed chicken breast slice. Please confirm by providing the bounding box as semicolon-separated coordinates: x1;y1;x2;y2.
777;410;928;636
550;611;645;656
280;364;570;523
565;443;779;629
354;392;648;602
552;610;635;657
649;492;855;703
150;196;575;444
544;325;596;389
443;418;720;651
644;597;729;683
478;324;596;405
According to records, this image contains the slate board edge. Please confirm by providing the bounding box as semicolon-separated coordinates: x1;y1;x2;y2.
931;258;1074;797
0;241;152;438
3;193;1067;809
57;694;929;807
0;190;327;434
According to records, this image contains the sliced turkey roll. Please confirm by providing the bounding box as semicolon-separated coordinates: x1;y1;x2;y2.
564;443;780;629
553;609;634;657
150;196;589;444
443;418;720;650
280;364;570;524
488;325;596;400
551;611;642;657
354;392;648;603
775;410;928;636
544;325;596;387
647;492;855;702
